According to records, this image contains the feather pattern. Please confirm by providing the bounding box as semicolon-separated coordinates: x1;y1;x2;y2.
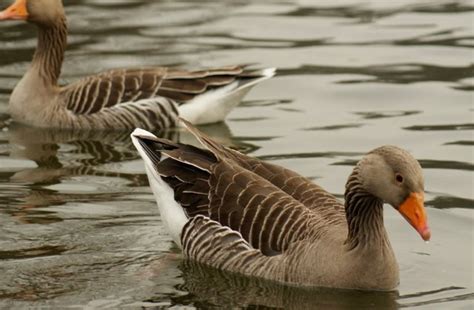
131;120;427;290
57;66;272;130
137;133;325;256
181;120;345;221
182;215;276;277
61;67;248;115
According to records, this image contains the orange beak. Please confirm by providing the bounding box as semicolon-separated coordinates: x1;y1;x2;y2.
398;192;431;241
0;0;28;21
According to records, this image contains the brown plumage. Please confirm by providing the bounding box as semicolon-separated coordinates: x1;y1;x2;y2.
0;0;274;130
131;119;431;291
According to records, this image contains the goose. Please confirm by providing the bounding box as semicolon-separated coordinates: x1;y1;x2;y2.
131;119;431;291
0;0;275;130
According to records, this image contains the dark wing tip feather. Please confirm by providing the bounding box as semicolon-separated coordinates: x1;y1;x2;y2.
135;135;179;167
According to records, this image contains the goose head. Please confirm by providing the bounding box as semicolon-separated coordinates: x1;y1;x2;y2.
0;0;64;26
356;145;430;241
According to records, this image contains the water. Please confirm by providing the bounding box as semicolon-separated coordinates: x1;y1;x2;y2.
0;0;472;308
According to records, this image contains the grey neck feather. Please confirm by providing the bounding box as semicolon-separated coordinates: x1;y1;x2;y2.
344;166;389;251
31;17;68;86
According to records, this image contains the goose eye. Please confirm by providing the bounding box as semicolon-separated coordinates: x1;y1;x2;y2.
395;174;404;183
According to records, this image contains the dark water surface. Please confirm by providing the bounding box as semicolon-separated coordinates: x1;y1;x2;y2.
0;0;473;308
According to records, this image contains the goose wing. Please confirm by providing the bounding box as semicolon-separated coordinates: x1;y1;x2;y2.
60;66;248;115
181;215;276;278
181;119;345;221
134;122;344;257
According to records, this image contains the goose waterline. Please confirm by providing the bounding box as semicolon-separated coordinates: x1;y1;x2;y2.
0;0;274;130
131;119;431;291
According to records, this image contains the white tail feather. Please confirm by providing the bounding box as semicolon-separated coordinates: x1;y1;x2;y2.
131;128;188;247
178;68;276;125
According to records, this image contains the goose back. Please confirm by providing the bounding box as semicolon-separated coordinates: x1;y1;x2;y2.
61;66;248;115
136;134;326;256
56;66;273;130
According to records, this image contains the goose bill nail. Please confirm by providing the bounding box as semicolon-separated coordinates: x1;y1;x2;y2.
398;192;431;241
0;0;28;20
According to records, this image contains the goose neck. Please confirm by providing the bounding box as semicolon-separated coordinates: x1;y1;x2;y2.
344;167;389;250
31;17;68;86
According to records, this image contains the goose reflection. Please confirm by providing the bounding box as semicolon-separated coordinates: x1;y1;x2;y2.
8;122;255;184
170;260;399;309
7;123;161;185
4;122;257;223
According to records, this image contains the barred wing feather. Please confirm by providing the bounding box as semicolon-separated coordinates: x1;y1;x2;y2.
61;66;261;115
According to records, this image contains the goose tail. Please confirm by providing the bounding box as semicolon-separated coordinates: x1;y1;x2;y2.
178;67;276;125
131;128;189;247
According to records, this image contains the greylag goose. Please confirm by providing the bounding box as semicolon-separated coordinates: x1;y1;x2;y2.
131;119;431;291
0;0;274;130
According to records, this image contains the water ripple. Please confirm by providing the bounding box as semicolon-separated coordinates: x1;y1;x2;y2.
279;64;474;86
404;123;474;131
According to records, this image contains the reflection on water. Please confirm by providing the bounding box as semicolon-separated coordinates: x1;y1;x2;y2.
0;245;68;261
173;261;400;309
0;0;472;308
279;63;474;86
8;125;147;185
1;122;256;225
404;123;474;131
354;110;421;119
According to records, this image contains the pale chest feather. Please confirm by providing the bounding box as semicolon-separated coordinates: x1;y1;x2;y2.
9;71;65;127
281;237;399;291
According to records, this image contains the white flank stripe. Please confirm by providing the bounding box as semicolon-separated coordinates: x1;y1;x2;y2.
178;68;276;125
